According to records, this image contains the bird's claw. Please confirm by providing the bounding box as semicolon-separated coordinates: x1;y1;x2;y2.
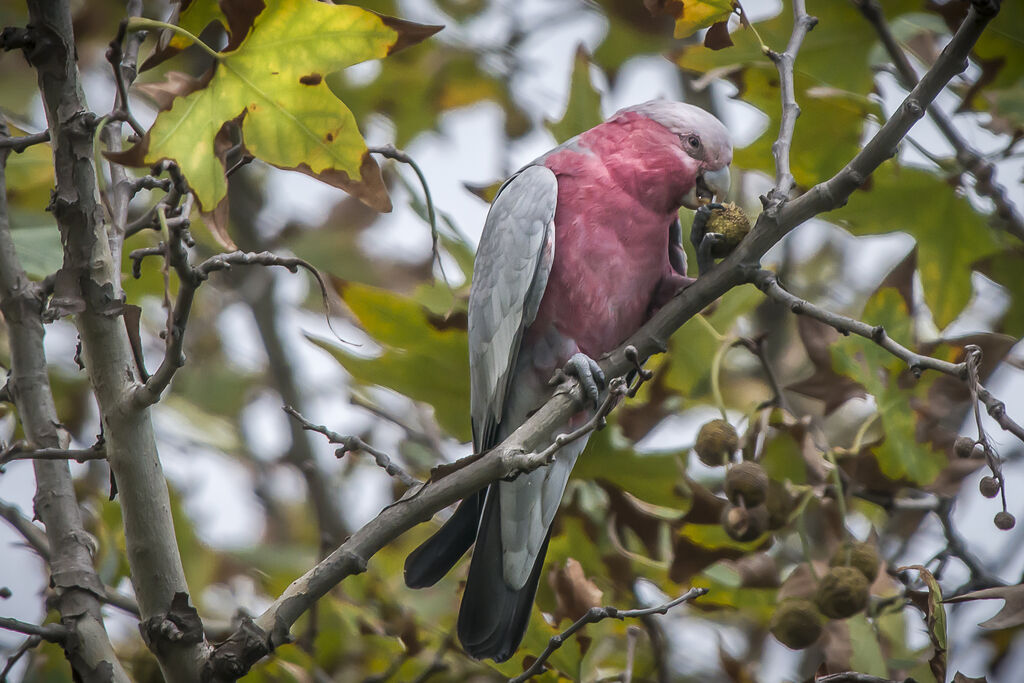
564;352;605;409
690;202;726;277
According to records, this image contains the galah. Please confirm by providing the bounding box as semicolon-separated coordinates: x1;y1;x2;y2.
404;100;733;661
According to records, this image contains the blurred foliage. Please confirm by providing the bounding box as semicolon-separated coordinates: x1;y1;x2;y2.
2;0;1024;682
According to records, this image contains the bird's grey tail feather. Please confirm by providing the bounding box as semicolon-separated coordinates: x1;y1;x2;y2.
404;491;484;589
457;485;551;662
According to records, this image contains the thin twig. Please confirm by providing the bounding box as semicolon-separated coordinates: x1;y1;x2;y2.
105;18;147;137
855;0;1024;244
0;617;66;643
132;248;339;407
509;587;708;683
734;336;788;411
933;497;1002;593
0;499;50;560
752;269;963;378
367;145;450;288
752;270;1023;448
0;130;50;152
0;635;41;682
765;0;817;197
283;405;421;488
0;443;106;466
816;674;903;683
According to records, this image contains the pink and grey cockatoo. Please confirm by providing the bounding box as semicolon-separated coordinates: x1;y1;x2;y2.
404;100;732;661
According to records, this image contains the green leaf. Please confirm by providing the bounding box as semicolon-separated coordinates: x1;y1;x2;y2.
676;0;919;93
829;164;1000;328
8;213;62;279
116;0;441;220
976;249;1024;337
546;48;604;144
829;289;946;484
847;614;889;678
663;283;762;399
308;282;471;442
572;426;687;509
732;66;878;186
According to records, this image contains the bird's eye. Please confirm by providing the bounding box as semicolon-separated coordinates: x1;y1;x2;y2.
685;135;701;150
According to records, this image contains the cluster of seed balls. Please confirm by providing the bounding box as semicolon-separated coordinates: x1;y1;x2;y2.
695;418;880;651
769;542;880;649
695;419;779;542
953;435;1015;531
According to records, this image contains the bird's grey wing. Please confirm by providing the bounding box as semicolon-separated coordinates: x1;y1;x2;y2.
468;164;558;453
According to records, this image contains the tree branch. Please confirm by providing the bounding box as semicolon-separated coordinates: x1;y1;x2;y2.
283;405;421;488
0;443;106;467
21;1;209;679
205;3;1001;678
509;587;708;683
131;247;333;407
855;0;1024;244
0;617;67;643
0;129;50;152
765;0;816;196
0;120;130;680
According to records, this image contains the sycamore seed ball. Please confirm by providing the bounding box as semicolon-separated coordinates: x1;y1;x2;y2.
829;542;880;583
770;599;823;650
979;476;1000;498
706;203;751;255
995;511;1016;530
954;436;977;458
721;503;768;542
695;419;738;467
815;566;869;619
725;461;770;507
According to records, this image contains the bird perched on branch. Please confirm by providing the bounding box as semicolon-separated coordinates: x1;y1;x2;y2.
404;100;732;661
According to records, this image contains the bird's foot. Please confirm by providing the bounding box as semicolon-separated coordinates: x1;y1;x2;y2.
690;202;726;276
561;352;606;409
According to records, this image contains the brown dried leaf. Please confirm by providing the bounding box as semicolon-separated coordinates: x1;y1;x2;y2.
547;558;603;624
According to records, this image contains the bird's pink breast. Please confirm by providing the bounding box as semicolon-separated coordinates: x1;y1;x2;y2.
524;116;699;372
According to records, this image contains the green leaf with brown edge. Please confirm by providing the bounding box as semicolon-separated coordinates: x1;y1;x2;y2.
829;164;1000;329
830;288;946;484
307;282;471;442
675;0;919;93
112;0;442;236
547;47;605;144
647;0;735;40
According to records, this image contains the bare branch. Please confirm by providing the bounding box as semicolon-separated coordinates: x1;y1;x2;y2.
0;499;50;560
765;0;817;196
855;0;1024;244
0;616;67;643
751;269;963;378
509;587;709;683
0;443;106;466
0;129;50;152
283;406;421;488
132;248;335;407
816;674;904;683
0;634;42;681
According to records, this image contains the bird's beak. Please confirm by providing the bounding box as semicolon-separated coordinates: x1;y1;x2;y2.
681;166;731;209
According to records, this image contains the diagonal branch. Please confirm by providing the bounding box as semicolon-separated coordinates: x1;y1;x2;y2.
204;3;1002;679
509;586;708;683
855;0;1024;244
0;617;67;643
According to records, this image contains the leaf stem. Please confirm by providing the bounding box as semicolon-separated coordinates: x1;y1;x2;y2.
710;338;732;421
126;17;222;61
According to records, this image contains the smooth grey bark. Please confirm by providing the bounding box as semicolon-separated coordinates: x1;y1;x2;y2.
21;1;210;680
0;136;130;683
